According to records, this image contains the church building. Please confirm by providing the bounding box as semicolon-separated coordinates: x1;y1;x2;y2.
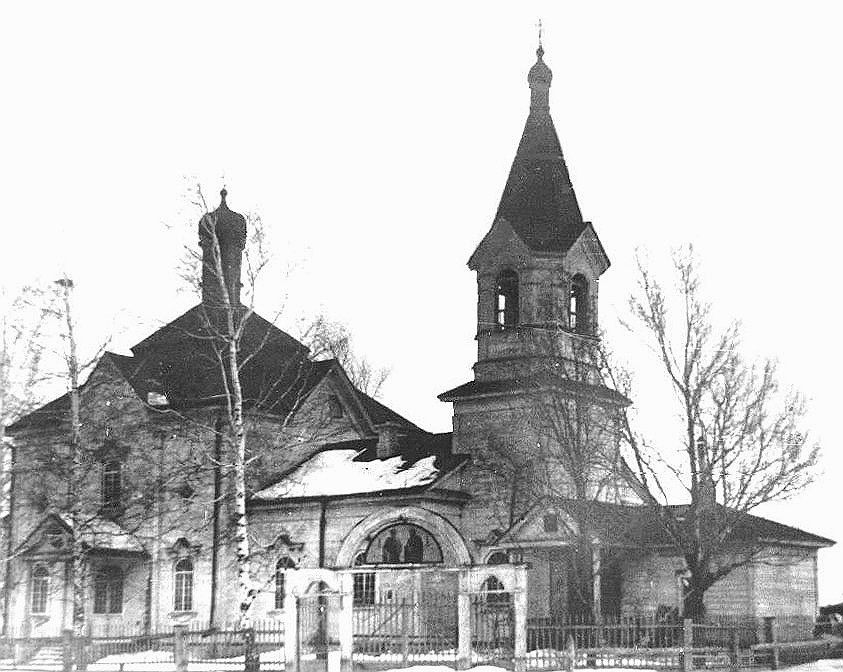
3;44;832;638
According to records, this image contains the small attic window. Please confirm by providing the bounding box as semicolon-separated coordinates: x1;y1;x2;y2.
543;513;559;533
45;526;65;550
569;274;589;334
147;391;168;407
327;395;343;419
495;270;519;328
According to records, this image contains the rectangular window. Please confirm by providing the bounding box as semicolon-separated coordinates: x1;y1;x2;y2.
543;513;559;533
93;567;123;614
353;572;375;606
102;461;122;511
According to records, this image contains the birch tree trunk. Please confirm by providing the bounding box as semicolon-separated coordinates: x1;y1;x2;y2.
58;277;87;640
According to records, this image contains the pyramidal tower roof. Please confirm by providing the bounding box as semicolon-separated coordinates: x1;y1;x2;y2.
494;44;587;254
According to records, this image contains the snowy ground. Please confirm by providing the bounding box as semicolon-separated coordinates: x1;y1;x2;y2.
1;652;842;672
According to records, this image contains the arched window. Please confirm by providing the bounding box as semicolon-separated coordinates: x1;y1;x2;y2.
482;575;510;606
93;565;123;614
274;557;296;610
102;460;122;511
569;274;589;334
495;270;519;328
487;551;508;565
173;558;193;612
353;552;376;606
31;565;49;614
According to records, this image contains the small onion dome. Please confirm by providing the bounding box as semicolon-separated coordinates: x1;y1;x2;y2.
200;188;246;245
527;45;552;89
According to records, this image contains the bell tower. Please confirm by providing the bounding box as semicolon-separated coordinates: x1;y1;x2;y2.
440;44;622;452
469;44;609;383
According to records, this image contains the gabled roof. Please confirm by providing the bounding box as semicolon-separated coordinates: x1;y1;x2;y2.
17;512;146;556
357;389;424;433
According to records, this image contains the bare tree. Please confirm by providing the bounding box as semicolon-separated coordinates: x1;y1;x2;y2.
299;315;390;397
620;246;820;620
469;334;632;620
0;283;63;636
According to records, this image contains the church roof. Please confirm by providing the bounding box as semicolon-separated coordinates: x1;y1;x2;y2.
357;390;424;433
493;46;595;257
126;304;320;415
492;499;834;550
252;432;463;501
438;377;631;406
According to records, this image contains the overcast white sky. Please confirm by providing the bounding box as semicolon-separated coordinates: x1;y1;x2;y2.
2;2;842;603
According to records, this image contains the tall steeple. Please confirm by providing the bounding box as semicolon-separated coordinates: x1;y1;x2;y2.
199;188;247;309
460;43;610;384
440;41;623;458
493;44;587;254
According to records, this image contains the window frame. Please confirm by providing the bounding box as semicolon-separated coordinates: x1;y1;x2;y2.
31;565;49;615
495;270;519;328
352;552;376;606
101;460;122;512
93;565;124;614
173;558;194;613
274;556;296;610
481;575;511;606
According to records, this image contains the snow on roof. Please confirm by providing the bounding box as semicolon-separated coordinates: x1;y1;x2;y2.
57;513;145;553
255;449;440;499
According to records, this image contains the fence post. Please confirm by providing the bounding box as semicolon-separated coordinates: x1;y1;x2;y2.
244;626;260;672
682;618;693;672
513;566;527;672
284;595;300;672
62;628;73;672
338;572;354;672
457;569;471;671
174;624;187;672
400;598;410;667
767;617;779;670
729;629;739;672
565;635;575;672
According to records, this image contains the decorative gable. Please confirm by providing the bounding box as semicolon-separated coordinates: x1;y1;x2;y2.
468;218;534;272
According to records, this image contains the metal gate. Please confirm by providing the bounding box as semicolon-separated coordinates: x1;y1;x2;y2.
297;590;341;672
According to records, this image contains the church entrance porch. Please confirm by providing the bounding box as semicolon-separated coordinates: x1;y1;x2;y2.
341;564;527;672
517;545;625;622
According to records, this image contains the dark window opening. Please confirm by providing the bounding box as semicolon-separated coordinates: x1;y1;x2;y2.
327;395;343;419
102;460;122;512
482;575;510;605
275;557;296;609
31;565;49;614
177;482;195;508
543;513;559;533
495;270;519;328
353;552;376;606
174;558;193;612
487;551;508;565
93;565;123;614
569;275;589;334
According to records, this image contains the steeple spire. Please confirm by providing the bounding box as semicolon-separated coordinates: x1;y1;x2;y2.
493;44;585;253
